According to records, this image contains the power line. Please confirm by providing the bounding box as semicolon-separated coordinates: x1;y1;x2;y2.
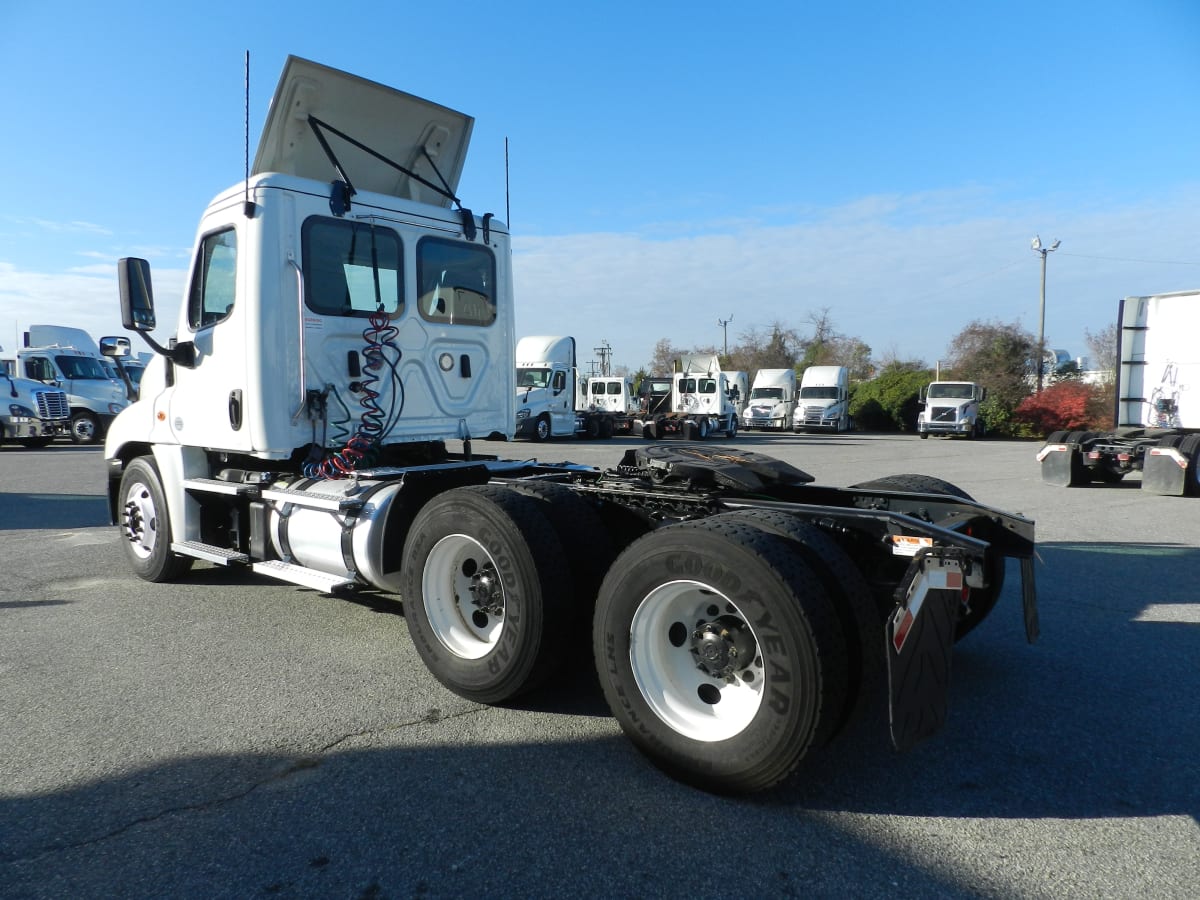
1056;251;1200;266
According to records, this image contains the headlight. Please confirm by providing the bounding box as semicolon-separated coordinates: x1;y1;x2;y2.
9;404;36;418
516;409;530;420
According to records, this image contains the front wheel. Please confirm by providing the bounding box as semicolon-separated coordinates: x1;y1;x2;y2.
70;411;100;444
401;484;571;703
532;415;551;443
118;457;193;582
593;519;847;794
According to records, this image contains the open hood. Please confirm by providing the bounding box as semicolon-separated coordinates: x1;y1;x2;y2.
252;56;473;207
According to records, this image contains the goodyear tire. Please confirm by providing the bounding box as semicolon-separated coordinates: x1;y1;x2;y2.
505;480;615;630
401;484;571;703
850;474;1003;641
593;518;847;794
703;509;883;736
118;456;193;583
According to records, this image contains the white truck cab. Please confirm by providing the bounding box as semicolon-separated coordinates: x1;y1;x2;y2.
917;381;986;438
794;365;852;433
19;325;128;443
743;368;797;430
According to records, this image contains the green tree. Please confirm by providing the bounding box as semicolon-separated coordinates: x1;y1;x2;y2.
945;319;1036;436
850;361;933;432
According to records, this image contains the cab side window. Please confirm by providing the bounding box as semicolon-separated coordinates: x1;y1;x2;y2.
188;228;237;330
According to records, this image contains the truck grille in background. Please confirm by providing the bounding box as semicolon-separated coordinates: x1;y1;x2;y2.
931;406;957;422
36;390;70;420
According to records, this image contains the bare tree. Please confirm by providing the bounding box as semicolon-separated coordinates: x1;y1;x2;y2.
1085;323;1118;376
946;319;1036;408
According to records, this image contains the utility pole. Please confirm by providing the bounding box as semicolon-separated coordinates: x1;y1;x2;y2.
717;315;733;359
593;340;612;377
1031;236;1061;393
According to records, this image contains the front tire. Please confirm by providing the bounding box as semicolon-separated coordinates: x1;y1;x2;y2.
70;411;100;444
532;415;551;442
401;485;571;703
593;519;847;794
118;456;193;582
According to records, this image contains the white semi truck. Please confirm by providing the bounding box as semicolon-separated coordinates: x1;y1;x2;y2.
917;381;986;439
101;55;1038;794
514;336;624;440
17;325;129;443
583;374;638;434
636;355;739;440
1037;290;1199;495
0;363;70;447
743;368;797;430
794;365;852;433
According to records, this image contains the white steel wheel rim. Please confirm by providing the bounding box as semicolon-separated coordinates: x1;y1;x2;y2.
629;579;765;742
422;533;504;659
122;480;159;560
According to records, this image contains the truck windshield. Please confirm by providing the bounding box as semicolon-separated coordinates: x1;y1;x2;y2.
518;368;550;388
800;386;839;400
927;383;973;399
55;355;110;380
750;387;783;400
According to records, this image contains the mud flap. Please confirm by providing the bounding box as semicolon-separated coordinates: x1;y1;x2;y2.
886;551;962;752
1141;448;1188;496
1037;444;1083;486
1021;556;1039;643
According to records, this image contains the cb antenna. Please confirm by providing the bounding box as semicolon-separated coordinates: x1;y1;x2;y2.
243;51;255;218
505;137;511;228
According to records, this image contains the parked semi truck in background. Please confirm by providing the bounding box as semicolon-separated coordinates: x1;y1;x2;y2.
636;354;739;440
101;55;1038;795
583;375;637;434
0;360;70;447
742;368;797;430
514;335;623;440
17;325;129;443
1037;290;1199;495
794;365;852;433
917;381;986;439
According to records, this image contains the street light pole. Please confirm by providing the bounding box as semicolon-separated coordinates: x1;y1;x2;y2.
1031;235;1060;393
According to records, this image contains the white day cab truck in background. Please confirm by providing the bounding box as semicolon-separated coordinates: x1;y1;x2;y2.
794;366;852;433
514;336;625;440
917;381;986;439
635;355;739;440
742;368;797;430
17;324;129;443
0;360;70;447
101;55;1038;794
1037;290;1200;495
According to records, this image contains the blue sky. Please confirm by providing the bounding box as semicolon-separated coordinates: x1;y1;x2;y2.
2;1;1198;373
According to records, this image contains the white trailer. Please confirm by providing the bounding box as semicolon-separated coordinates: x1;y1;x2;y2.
794;366;852;433
1037;290;1200;495
743;368;797;430
101;55;1037;795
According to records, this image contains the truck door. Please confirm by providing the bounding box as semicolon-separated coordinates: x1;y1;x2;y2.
165;224;253;452
549;368;573;432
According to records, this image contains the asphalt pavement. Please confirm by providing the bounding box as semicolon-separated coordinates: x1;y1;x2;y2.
1;434;1197;899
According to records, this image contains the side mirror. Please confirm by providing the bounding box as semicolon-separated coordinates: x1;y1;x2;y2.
99;335;132;358
118;257;157;332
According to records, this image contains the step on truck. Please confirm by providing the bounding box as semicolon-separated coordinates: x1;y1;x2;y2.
102;55;1038;794
636;355;740;440
1037;290;1200;495
514;335;624;440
